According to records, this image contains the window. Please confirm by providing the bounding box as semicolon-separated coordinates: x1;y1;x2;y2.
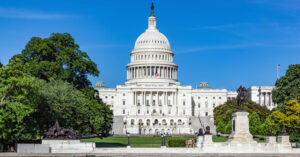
147;110;149;114
205;112;208;116
206;97;208;99
183;94;186;96
213;97;215;99
137;100;141;106
198;97;200;99
213;103;216;108
205;101;208;108
160;110;162;114
105;96;108;99
146;100;149;106
111;96;114;99
159;100;162;106
168;100;171;105
123;100;126;105
198;103;200;108
123;93;125;96
183;110;186;115
168;109;171;114
138;109;140;114
219;97;222;99
123;109;125;114
183;101;186;106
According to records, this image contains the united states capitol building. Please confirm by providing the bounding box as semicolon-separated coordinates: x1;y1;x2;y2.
95;5;276;135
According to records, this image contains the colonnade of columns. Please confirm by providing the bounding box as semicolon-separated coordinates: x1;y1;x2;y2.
132;91;177;107
259;92;273;106
127;66;177;80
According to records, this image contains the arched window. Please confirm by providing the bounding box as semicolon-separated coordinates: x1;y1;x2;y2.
162;119;167;125
178;119;182;125
131;119;134;126
154;119;158;125
146;119;150;126
170;119;174;125
138;119;143;126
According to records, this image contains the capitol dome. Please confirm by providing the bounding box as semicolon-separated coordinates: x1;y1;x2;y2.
134;28;170;50
126;3;178;86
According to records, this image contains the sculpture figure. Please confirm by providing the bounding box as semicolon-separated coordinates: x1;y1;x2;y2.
44;120;80;139
236;85;248;110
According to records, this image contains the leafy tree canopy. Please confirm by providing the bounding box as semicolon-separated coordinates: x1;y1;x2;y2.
0;59;44;151
272;64;300;107
14;33;99;89
214;99;270;127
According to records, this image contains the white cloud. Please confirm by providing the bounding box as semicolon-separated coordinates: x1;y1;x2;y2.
0;7;71;19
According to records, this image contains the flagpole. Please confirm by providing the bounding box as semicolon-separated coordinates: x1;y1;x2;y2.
277;65;279;79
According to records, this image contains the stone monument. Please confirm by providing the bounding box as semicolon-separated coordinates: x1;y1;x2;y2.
228;86;256;143
42;120;95;153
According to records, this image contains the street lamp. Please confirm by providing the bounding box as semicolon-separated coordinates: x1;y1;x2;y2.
161;134;163;147
127;132;130;148
163;133;166;147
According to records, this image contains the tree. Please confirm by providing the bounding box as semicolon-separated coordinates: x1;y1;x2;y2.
37;80;113;136
262;100;300;142
272;64;300;107
249;112;262;135
214;99;270;128
19;33;99;90
0;58;44;151
224;120;232;134
0;62;2;68
216;121;225;133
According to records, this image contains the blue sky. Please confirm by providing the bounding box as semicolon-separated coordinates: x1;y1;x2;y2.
0;0;300;91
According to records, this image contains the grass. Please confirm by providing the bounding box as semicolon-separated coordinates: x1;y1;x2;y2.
81;135;268;147
212;136;228;142
81;136;196;148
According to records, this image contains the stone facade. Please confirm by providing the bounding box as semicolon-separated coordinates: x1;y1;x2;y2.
246;86;277;110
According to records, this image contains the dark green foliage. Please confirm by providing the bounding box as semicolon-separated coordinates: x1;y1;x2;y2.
272;64;300;107
216;121;225;133
214;100;270;126
249;112;262;135
224;120;232;134
19;33;99;89
0;62;2;68
168;139;186;147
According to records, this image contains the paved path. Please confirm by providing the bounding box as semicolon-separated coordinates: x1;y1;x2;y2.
1;153;300;157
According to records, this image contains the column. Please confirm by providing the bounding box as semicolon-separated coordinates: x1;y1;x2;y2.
157;91;159;105
142;91;145;105
259;92;262;105
150;91;153;106
133;91;135;105
264;93;266;106
269;93;272;106
144;91;146;106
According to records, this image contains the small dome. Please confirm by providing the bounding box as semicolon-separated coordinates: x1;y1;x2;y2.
134;30;170;49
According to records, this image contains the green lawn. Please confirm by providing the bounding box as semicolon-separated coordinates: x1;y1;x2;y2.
212;136;228;142
82;135;232;147
81;136;196;148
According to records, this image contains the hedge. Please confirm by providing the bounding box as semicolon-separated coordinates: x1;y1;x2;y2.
168;139;186;147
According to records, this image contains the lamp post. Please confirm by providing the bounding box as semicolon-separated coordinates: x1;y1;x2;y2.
127;132;130;148
163;133;166;147
161;134;163;147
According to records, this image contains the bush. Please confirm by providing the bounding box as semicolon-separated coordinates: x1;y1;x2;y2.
168;139;186;147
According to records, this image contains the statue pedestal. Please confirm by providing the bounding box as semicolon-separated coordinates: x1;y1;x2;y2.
42;140;95;153
196;136;203;148
266;136;276;143
228;111;256;143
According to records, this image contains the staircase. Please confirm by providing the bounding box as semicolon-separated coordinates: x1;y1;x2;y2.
190;116;216;135
111;116;125;135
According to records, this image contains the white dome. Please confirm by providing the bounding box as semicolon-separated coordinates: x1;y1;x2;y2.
134;29;170;49
134;15;171;50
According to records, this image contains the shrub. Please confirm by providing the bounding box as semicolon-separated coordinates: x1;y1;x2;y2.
168;139;186;147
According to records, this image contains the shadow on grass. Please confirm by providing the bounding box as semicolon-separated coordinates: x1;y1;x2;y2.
96;142;127;147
